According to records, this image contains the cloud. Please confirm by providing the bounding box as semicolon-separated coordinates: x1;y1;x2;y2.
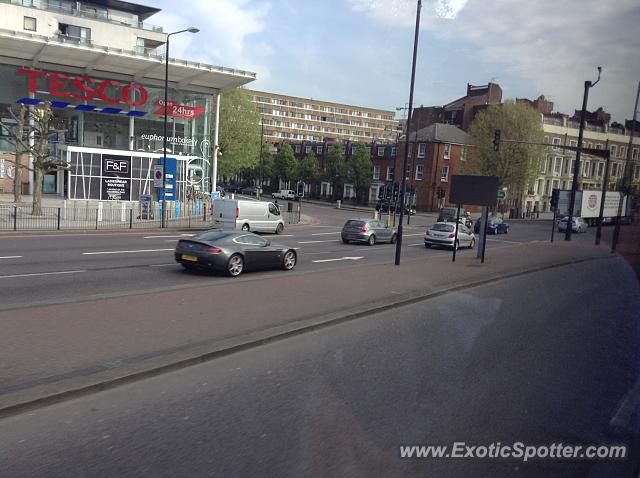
347;0;640;121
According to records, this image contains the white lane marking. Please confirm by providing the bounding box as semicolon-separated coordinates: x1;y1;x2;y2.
0;256;23;259
403;233;425;237
298;239;339;244
407;244;424;247
312;256;364;263
0;270;85;279
149;263;177;267
311;231;341;236
82;248;174;255
143;234;194;239
274;234;295;237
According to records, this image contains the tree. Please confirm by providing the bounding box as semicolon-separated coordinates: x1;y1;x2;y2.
217;88;261;178
273;143;297;187
466;101;545;210
347;143;374;204
296;150;320;185
323;143;348;199
0;102;68;214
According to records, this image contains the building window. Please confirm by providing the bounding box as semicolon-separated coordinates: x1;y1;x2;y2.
405;164;411;180
387;167;394;181
373;166;380;180
377;147;385;157
598;162;604;177
547;157;553;174
408;143;413;158
610;144;617;157
415;165;424;180
611;163;618;177
620;146;626;158
417;143;426;158
23;16;36;31
634;165;640;180
633;148;639;160
563;158;569;175
536;179;543;195
552;179;559;191
583;161;590;177
460;146;466;161
569;140;578;147
440;166;449;182
294;145;301;153
591;162;596;177
539;159;546;174
443;143;451;159
59;24;92;43
595;144;602;150
554;157;561;173
305;145;311;154
571;159;576;173
351;145;357;155
316;145;323;154
391;147;397;157
552;137;561;150
545;179;550;195
366;146;372;155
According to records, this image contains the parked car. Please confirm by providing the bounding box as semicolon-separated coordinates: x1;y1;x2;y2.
557;216;588;233
474;215;509;234
376;200;416;216
175;230;297;277
438;207;472;228
425;222;476;250
240;186;259;196
211;198;285;234
341;219;397;245
272;189;297;200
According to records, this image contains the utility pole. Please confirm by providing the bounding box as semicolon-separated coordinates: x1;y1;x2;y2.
612;80;639;252
566;66;601;240
395;0;422;266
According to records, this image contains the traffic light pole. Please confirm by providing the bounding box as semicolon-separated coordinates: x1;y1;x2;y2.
395;0;421;266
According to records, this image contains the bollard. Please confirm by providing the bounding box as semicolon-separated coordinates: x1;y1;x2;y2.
57;207;61;230
129;208;133;229
13;205;17;231
336;199;341;209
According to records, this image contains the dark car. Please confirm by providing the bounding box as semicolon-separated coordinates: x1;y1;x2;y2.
438;207;471;228
376;201;416;216
240;186;258;196
474;215;509;234
341;219;397;245
175;230;297;276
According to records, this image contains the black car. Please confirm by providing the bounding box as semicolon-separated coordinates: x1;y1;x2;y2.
376;200;416;216
240;186;259;196
175;230;297;277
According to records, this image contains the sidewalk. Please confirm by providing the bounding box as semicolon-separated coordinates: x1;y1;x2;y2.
0;239;618;416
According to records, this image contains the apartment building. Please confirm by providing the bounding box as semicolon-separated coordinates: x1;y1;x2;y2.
248;90;399;144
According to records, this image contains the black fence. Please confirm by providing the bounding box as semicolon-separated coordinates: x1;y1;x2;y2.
0;203;301;231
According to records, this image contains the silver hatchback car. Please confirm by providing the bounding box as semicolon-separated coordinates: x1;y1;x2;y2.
341;219;397;245
424;221;476;250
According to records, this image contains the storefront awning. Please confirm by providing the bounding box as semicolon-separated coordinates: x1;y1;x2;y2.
0;28;256;94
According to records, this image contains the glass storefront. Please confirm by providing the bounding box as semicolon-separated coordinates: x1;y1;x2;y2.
0;63;216;198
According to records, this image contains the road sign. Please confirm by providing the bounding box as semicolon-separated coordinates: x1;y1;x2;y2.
211;191;221;200
497;190;507;200
139;194;152;220
153;166;163;188
158;158;177;200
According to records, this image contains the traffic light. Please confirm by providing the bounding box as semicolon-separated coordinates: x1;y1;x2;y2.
296;181;305;198
378;186;386;200
493;129;501;152
385;184;392;200
392;182;399;202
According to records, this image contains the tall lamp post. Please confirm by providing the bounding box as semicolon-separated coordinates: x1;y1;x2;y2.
565;66;601;240
161;26;199;228
394;0;422;266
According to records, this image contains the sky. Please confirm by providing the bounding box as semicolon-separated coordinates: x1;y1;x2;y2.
151;0;640;123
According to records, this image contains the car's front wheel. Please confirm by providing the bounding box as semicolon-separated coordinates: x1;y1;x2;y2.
282;250;296;270
226;254;244;277
390;233;397;244
425;243;431;248
469;237;476;249
241;223;250;232
276;223;284;234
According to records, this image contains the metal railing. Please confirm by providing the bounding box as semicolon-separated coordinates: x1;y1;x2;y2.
0;202;301;231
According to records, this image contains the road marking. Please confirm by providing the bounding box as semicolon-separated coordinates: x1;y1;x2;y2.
275;234;295;237
298;239;339;244
143;234;194;239
0;256;23;259
311;231;341;236
312;256;364;263
403;233;425;237
407;243;424;247
0;270;85;279
149;263;177;267
82;248;174;255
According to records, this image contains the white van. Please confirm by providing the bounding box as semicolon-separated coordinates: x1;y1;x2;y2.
211;199;285;234
272;189;296;200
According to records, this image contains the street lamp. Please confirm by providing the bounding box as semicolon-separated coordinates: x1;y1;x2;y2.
161;26;199;228
565;66;601;240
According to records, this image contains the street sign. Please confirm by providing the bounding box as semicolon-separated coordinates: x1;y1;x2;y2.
211;191;221;200
497;190;507;199
153;165;163;188
158;158;177;200
139;194;152;220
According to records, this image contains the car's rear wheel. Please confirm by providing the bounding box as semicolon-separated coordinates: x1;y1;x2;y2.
390;233;397;244
368;234;376;246
241;223;250;232
181;263;197;271
282;250;296;270
469;237;476;249
342;238;349;244
276;223;284;234
226;254;244;277
425;243;431;248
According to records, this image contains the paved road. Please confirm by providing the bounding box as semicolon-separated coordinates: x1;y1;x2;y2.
1;256;638;477
0;202;614;310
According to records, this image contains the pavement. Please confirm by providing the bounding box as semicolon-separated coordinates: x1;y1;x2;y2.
0;255;638;477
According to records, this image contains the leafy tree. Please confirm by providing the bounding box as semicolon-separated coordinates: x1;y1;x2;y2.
217;88;261;178
273;143;297;186
466;101;545;204
296;150;320;184
323;143;348;199
0;102;68;214
347;143;374;204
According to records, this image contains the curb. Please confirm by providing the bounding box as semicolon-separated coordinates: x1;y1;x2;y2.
0;252;612;420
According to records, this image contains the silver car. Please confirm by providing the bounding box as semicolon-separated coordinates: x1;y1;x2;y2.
341;219;397;245
557;216;588;233
424;221;476;250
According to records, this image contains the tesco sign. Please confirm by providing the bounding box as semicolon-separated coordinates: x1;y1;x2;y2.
18;68;148;106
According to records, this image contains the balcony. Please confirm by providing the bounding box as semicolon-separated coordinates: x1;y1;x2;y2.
4;0;164;32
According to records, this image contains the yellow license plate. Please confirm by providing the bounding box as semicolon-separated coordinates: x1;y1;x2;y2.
181;254;198;262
